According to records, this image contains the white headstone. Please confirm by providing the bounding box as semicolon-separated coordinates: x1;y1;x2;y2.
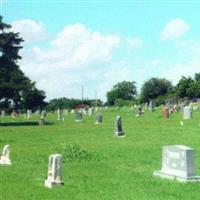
27;109;32;119
41;110;47;119
1;110;6;117
153;145;200;182
144;102;148;110
0;145;11;165
183;106;192;119
44;154;64;188
57;109;64;121
148;101;155;112
193;105;199;111
88;108;94;116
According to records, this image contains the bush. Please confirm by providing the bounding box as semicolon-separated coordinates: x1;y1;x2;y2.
60;143;101;162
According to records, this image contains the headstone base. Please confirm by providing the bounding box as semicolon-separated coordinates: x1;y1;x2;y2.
75;120;83;122
115;132;125;137
39;119;45;126
153;170;200;182
0;158;11;165
95;122;102;124
44;179;64;188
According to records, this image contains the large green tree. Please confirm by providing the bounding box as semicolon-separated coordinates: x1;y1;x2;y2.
106;81;137;105
176;73;200;99
0;16;46;111
140;78;173;102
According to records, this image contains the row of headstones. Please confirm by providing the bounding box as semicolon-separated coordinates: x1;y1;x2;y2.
131;101;156;115
75;111;104;124
49;108;100;122
133;104;194;119
1;144;199;189
0;110;47;119
162;105;193;119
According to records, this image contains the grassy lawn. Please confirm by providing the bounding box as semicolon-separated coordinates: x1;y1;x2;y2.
0;107;200;200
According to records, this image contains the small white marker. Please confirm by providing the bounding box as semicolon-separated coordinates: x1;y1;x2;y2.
180;121;184;126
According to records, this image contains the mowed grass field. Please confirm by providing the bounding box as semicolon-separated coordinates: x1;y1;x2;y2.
0;107;200;200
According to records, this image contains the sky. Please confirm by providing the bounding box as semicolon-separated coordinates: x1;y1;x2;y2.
1;0;200;101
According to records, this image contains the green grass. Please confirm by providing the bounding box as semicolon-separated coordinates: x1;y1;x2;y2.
0;107;200;200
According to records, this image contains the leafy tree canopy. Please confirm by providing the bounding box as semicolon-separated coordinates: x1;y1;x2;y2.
0;16;46;112
140;78;173;103
176;73;200;99
106;81;137;105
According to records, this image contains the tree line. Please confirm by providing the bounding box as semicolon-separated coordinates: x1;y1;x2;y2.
0;16;199;112
106;74;200;106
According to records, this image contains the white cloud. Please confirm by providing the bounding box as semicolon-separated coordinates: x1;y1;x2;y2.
29;23;120;68
161;18;189;41
19;23;121;100
127;37;143;49
162;57;200;84
11;19;46;42
97;62;135;101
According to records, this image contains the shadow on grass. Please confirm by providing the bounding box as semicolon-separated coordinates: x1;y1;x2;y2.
0;121;54;126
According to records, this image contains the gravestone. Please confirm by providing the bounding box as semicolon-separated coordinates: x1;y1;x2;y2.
0;145;11;165
153;145;200;182
193;105;198;111
27;109;32;120
35;109;41;115
82;109;87;115
41;110;47;119
189;102;193;109
75;111;83;122
39;118;45;126
144;102;148;110
168;104;173;114
1;110;6;117
11;110;17;118
183;106;192;119
148;101;155;112
173;104;178;113
162;106;169;118
95;113;103;124
88;108;94;116
179;102;184;112
135;105;143;117
44;154;64;188
39;110;47;125
57;109;64;121
115;116;125;137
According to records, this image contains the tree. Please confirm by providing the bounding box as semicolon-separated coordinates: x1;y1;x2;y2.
46;97;103;111
21;88;47;110
0;16;46;111
106;81;137;105
140;78;173;103
176;73;200;99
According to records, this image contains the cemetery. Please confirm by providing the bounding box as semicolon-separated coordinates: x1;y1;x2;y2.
1;2;200;200
1;104;200;199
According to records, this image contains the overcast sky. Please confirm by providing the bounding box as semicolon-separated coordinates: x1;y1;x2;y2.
1;1;200;101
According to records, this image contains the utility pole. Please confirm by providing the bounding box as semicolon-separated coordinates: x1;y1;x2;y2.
95;90;97;107
81;85;84;107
